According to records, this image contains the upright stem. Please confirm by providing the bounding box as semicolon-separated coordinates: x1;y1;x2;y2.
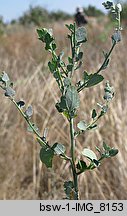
70;117;78;200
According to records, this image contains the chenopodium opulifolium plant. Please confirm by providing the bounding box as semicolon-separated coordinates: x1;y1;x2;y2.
0;2;122;200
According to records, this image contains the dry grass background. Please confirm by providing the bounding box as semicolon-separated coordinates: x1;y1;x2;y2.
0;18;127;200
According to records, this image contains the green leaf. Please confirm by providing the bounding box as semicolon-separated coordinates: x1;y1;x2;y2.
84;71;89;82
65;24;74;32
25;105;33;118
93;159;100;167
64;181;74;199
88;124;97;130
67;64;73;72
76;27;87;43
92;109;97;119
102;1;114;10
55;95;68;113
52;143;66;155
103;142;111;151
96;146;101;154
5;87;15;97
109;148;118;157
48;61;57;73
77;121;87;131
40;147;54;168
86;73;104;87
76;160;87;171
65;86;80;112
51;42;57;50
82;148;97;161
68;57;73;64
76;52;83;61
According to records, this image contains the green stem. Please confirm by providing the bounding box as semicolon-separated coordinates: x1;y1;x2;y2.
69;117;78;200
69;23;76;78
96;41;116;74
10;97;71;161
77;41;116;93
11;98;50;144
52;51;64;93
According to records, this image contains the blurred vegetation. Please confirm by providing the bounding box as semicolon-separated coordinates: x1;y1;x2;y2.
84;5;104;17
10;5;105;26
0;16;5;35
17;6;71;26
121;3;127;20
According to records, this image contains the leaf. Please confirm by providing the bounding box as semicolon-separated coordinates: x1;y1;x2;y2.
65;86;80;111
64;78;71;87
82;148;97;161
64;181;74;199
5;87;15;97
52;143;66;155
55;96;67;113
77;121;87;131
112;31;121;43
51;42;56;50
2;72;10;83
103;142;111;151
93;159;100;167
65;24;74;32
17;100;25;108
92;109;97;119
102;1;115;10
109;148;118;157
84;71;89;82
86;73;104;87
103;92;113;101
68;57;73;64
76;160;87;171
88;124;97;130
76;52;83;61
40;147;54;168
48;61;57;73
67;64;73;72
96;146;101;154
25;105;33;118
76;27;87;43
